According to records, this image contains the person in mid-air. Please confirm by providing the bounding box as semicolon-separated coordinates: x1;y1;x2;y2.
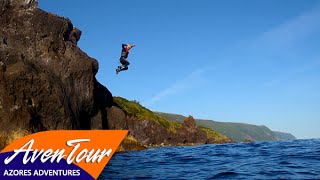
116;43;136;74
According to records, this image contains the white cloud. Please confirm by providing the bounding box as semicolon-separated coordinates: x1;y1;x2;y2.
252;3;320;87
143;67;214;106
256;3;320;49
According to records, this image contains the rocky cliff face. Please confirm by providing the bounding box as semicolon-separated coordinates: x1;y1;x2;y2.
113;97;231;149
126;116;213;146
0;0;110;148
156;112;297;142
0;1;230;150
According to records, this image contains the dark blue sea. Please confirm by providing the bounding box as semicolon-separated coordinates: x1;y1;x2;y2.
99;139;320;179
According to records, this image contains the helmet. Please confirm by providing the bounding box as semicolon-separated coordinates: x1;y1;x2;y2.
127;44;131;49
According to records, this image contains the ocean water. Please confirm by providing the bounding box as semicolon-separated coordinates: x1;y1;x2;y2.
99;139;320;179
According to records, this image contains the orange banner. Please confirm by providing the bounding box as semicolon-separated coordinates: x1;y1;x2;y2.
1;130;128;179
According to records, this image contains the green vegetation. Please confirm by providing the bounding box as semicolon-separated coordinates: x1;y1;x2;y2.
114;97;294;144
117;135;146;152
273;131;297;140
200;127;229;142
155;112;296;142
196;120;278;142
114;97;181;132
155;112;186;123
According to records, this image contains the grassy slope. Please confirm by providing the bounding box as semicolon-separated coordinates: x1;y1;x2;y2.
114;97;181;132
114;97;228;141
155;112;296;142
199;127;229;142
197;120;277;142
273;131;297;140
155;112;186;123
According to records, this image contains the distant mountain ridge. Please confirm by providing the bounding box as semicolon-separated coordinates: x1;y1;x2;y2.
155;112;296;142
273;131;297;141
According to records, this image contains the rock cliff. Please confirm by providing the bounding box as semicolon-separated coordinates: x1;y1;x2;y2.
156;112;297;142
0;1;230;150
0;0;103;148
113;97;230;149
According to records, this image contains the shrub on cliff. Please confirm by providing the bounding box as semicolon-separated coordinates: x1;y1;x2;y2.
114;97;181;132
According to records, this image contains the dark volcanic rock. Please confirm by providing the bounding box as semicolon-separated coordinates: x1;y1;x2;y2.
1;0;38;9
182;115;197;131
106;106;127;130
68;26;82;45
0;1;104;148
126;116;210;147
91;102;128;130
127;119;170;146
91;81;127;130
174;116;207;144
91;81;113;130
0;1;228;151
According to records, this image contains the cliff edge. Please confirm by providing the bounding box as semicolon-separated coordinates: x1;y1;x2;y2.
0;0;111;148
0;1;230;150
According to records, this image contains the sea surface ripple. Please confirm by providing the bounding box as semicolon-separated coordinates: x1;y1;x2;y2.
99;139;320;179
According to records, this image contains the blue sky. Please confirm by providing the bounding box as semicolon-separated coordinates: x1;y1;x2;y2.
39;1;320;139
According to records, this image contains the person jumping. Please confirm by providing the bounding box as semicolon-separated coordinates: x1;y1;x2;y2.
116;43;136;74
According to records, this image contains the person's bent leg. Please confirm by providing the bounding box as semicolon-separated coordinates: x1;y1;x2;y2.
120;58;130;66
119;58;130;71
122;66;128;71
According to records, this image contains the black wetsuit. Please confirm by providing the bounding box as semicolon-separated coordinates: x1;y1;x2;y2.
120;44;130;70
